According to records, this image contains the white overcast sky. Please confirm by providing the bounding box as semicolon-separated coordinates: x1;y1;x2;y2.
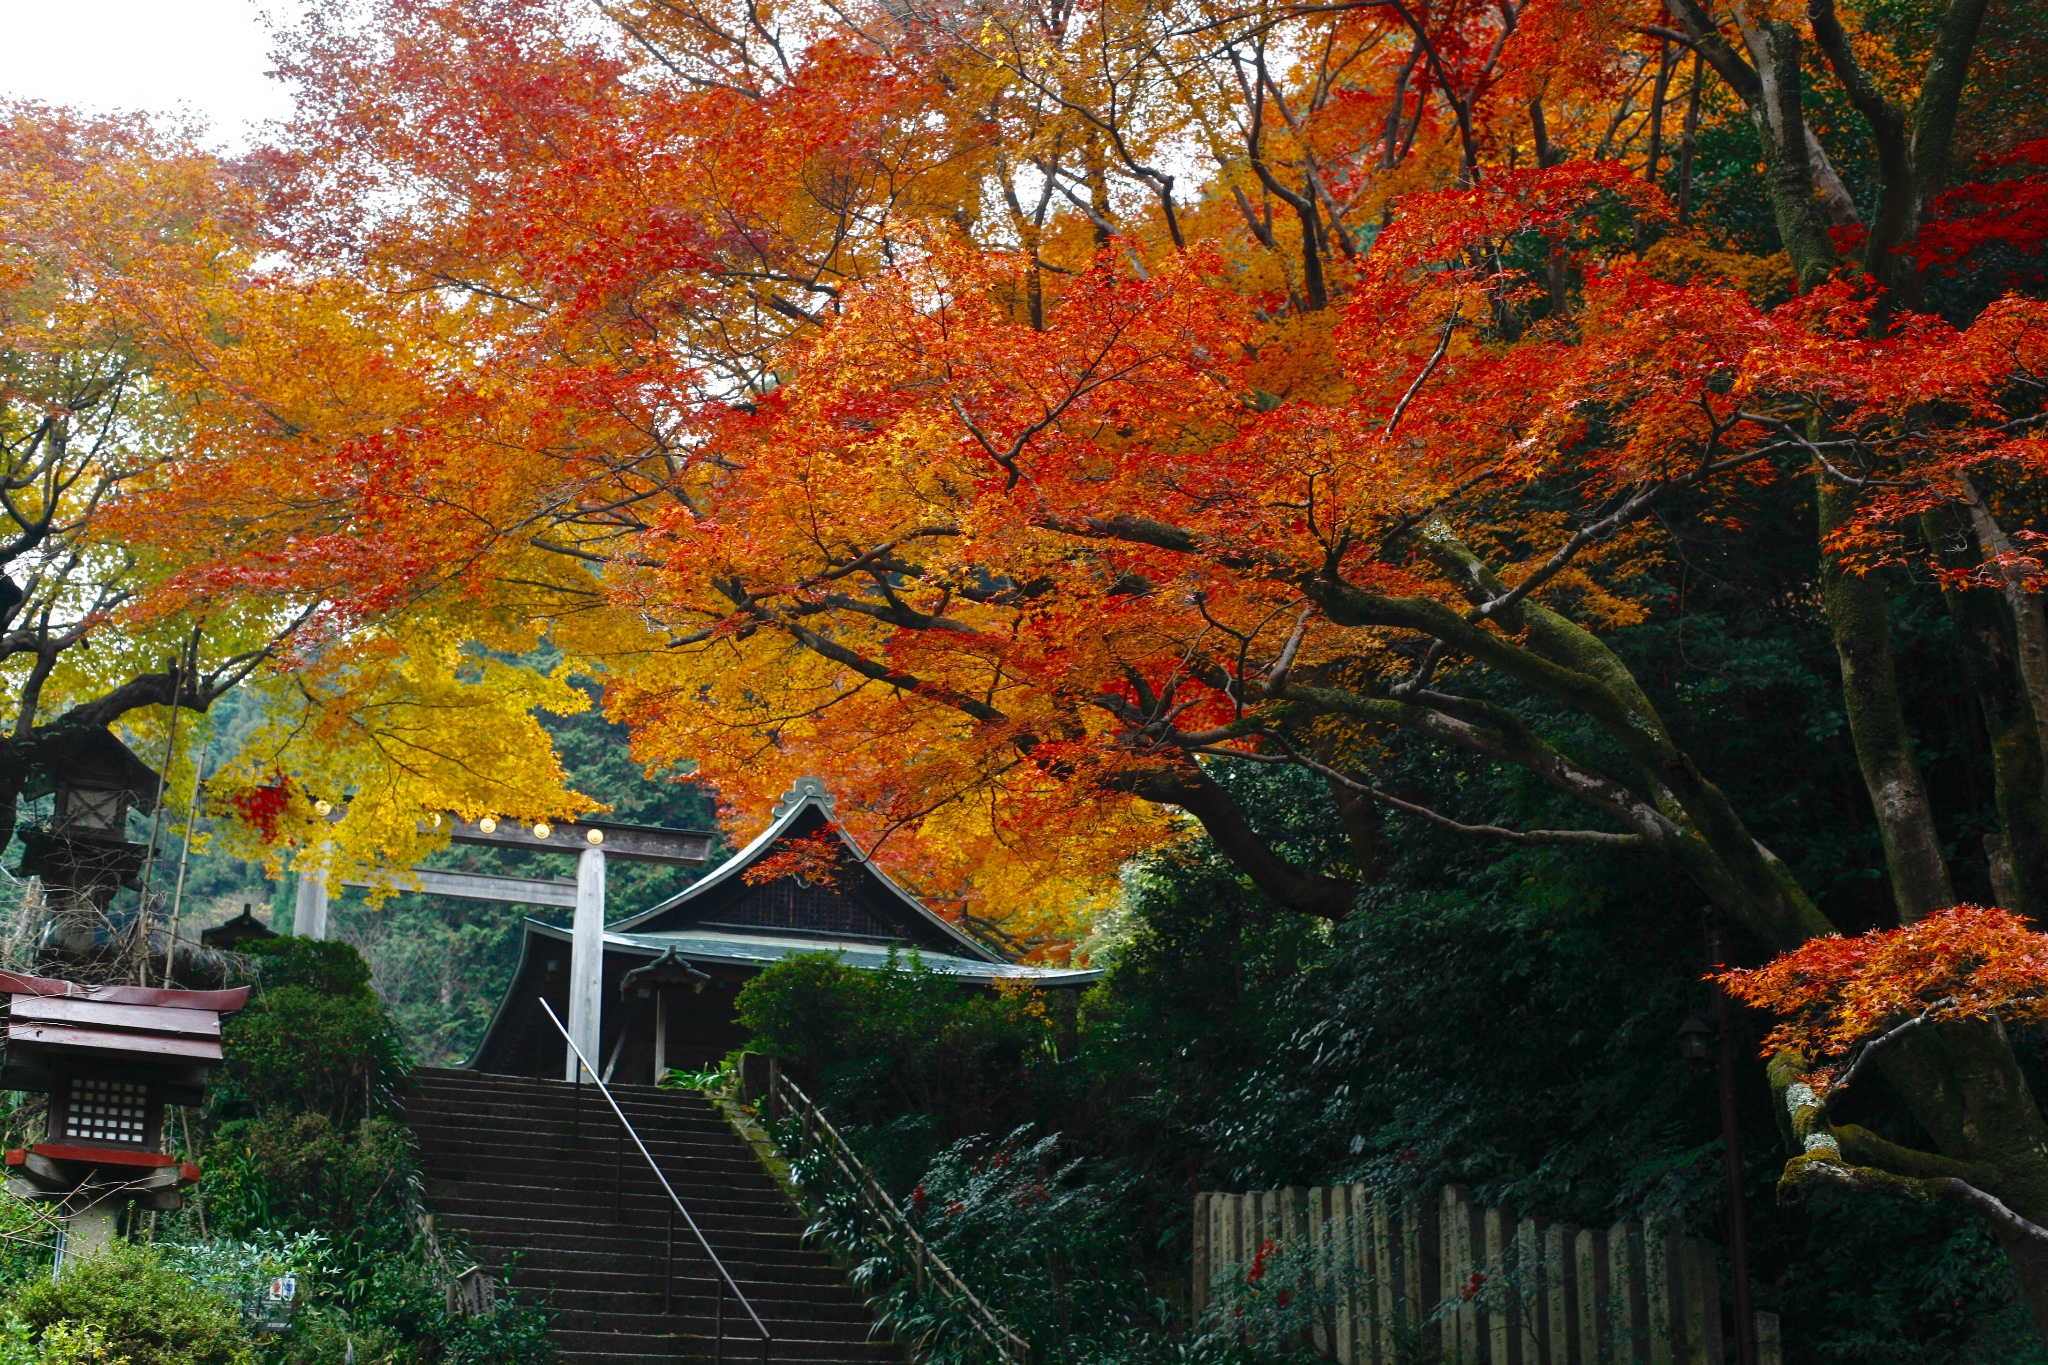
0;0;297;149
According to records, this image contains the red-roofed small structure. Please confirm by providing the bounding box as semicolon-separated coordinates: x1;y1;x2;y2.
0;971;248;1262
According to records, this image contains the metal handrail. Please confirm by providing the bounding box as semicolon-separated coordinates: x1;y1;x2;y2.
539;1001;772;1360
765;1070;1029;1364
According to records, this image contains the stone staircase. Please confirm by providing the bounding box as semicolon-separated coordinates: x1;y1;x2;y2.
402;1067;901;1365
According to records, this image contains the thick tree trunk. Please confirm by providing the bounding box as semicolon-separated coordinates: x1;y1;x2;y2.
1964;488;2048;772
1819;482;1955;920
1926;511;2048;918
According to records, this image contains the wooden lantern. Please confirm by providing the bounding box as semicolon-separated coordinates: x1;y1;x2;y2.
0;971;248;1260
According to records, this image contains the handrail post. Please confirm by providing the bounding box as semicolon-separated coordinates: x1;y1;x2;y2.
664;1205;674;1317
715;1280;724;1365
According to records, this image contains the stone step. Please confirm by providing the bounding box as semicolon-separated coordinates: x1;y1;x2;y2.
402;1097;737;1136
408;1131;772;1179
406;1068;900;1364
421;1177;799;1218
438;1212;819;1258
550;1328;897;1362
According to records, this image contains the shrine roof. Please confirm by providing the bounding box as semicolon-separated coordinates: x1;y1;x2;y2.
522;918;1101;988
612;778;1007;963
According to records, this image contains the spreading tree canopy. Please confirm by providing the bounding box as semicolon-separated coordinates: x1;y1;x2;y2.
37;0;2048;1332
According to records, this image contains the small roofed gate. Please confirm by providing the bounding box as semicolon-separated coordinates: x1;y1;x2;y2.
1193;1185;1783;1365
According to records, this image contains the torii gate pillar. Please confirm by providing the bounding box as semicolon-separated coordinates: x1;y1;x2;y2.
300;813;711;1082
293;845;329;941
566;846;605;1081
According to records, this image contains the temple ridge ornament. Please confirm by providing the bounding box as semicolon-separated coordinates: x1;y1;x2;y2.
0;970;248;1265
770;777;836;820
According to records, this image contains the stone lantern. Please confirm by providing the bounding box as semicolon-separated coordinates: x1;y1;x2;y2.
0;970;248;1264
15;730;162;959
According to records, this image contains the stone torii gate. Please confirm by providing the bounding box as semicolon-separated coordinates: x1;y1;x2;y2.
293;816;712;1080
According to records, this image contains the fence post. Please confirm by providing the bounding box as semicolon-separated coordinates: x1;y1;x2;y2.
1328;1187;1354;1365
1545;1223;1579;1365
1484;1204;1515;1365
1645;1220;1680;1365
1440;1186;1481;1362
1609;1222;1649;1365
1516;1217;1544;1365
1754;1312;1781;1365
1405;1189;1440;1360
1192;1191;1213;1320
1575;1226;1609;1365
1363;1187;1394;1365
1306;1188;1330;1357
1679;1239;1721;1365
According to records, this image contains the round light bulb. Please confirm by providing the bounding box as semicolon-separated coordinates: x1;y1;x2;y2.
313;799;332;817
532;822;553;839
586;828;604;845
477;817;497;834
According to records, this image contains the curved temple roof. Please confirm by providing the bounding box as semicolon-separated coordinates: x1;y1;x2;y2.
612;777;1009;962
523;918;1101;987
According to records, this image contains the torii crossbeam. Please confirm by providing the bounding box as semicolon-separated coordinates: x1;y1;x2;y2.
294;817;713;1080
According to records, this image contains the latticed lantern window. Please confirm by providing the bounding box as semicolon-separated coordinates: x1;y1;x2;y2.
60;1077;150;1146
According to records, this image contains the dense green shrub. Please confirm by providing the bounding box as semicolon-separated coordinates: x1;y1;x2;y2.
0;1319;129;1364
0;1188;56;1293
737;951;1070;1185
202;1113;418;1285
213;940;411;1126
3;1243;255;1365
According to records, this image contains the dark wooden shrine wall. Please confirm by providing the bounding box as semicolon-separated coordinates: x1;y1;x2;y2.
705;879;897;941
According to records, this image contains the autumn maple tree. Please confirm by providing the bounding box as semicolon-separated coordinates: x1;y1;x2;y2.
0;104;590;918
75;0;2048;1330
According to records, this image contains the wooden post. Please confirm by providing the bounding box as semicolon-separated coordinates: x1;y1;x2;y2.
1644;1221;1679;1365
1329;1187;1355;1365
1546;1224;1580;1365
1609;1222;1648;1365
1441;1187;1480;1361
1754;1312;1781;1365
652;987;667;1083
1307;1187;1331;1358
1680;1240;1721;1365
1516;1217;1545;1364
1405;1190;1440;1359
1365;1187;1394;1365
1192;1192;1213;1320
565;845;606;1081
1485;1204;1516;1364
1284;1185;1307;1258
1574;1227;1609;1365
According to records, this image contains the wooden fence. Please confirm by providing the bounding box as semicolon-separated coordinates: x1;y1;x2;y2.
1194;1185;1783;1365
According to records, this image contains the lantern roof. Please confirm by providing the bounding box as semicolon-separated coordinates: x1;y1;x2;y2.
0;971;248;1081
19;728;162;812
